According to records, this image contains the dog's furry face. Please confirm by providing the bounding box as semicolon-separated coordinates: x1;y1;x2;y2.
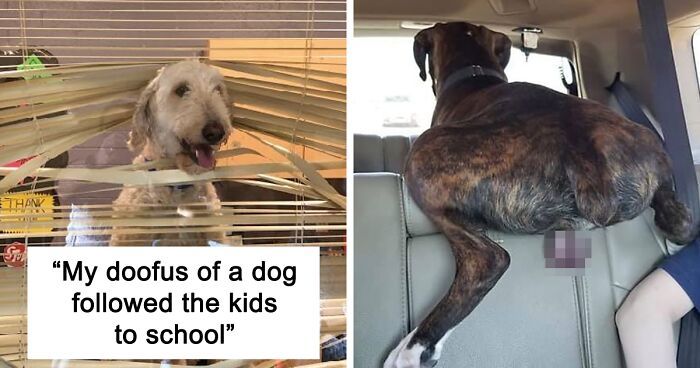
128;60;232;171
413;22;512;94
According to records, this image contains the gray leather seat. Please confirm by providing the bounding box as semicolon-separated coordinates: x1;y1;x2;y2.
354;134;673;368
354;134;416;173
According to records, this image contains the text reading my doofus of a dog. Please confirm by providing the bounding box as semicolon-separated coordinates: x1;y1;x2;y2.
27;247;320;360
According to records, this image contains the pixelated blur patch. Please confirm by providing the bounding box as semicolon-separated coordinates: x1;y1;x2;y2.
0;193;54;234
544;231;592;271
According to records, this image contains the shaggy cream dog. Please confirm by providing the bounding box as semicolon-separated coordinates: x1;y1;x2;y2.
110;60;231;246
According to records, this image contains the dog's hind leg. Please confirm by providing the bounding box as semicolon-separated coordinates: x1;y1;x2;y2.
651;181;696;245
565;152;619;227
384;213;510;368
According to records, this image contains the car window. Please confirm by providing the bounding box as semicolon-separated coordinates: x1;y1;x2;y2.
351;37;573;136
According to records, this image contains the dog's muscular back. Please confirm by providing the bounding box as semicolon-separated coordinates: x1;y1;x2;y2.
405;81;671;234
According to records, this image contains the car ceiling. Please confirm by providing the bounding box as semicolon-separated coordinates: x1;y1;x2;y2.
355;0;700;33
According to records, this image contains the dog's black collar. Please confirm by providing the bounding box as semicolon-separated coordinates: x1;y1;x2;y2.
144;159;194;191
438;65;507;96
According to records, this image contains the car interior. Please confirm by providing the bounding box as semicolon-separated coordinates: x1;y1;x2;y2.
353;0;700;367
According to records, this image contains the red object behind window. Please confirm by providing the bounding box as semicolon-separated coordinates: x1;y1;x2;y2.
4;157;34;168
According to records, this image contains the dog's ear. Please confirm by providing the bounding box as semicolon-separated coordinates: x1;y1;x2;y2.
413;28;433;81
217;82;232;113
492;32;512;69
127;74;159;152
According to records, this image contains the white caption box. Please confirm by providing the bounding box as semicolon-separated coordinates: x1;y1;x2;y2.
28;247;320;360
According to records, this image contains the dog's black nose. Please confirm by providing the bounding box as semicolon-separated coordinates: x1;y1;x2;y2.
202;121;225;144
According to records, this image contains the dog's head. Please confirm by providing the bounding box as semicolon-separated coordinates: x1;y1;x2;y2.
413;22;512;94
128;60;232;171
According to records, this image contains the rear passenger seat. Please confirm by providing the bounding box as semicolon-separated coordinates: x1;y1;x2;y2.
354;134;415;174
354;134;675;368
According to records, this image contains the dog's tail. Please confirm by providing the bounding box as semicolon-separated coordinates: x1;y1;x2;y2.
651;182;698;245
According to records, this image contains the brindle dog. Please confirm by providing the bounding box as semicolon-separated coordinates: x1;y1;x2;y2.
385;22;697;368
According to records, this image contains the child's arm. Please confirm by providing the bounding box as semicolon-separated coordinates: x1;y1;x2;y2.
616;269;694;368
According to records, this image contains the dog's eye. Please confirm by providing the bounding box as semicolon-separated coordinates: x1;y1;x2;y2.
214;85;223;94
466;31;473;37
175;84;190;97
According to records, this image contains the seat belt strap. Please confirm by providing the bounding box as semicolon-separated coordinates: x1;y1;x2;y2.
637;0;700;223
636;1;700;367
606;72;664;143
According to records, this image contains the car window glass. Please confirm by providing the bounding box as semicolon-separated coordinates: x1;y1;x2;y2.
351;37;572;136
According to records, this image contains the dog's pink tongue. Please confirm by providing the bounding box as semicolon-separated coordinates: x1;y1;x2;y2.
194;144;215;169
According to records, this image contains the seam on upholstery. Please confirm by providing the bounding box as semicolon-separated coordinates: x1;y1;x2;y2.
404;182;414;238
642;209;669;256
369;136;385;172
611;283;631;292
603;227;618;302
405;245;413;332
397;175;409;334
383;138;390;172
583;276;594;368
572;277;586;368
400;136;410;175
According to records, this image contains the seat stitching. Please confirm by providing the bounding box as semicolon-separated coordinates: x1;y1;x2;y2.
397;175;409;334
404;182;414;238
572;277;586;368
382;139;390;172
584;276;594;368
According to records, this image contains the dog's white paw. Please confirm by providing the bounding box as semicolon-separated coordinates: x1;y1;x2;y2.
384;329;435;368
384;327;456;368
